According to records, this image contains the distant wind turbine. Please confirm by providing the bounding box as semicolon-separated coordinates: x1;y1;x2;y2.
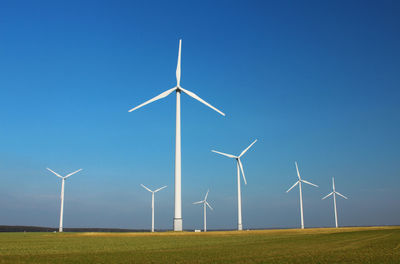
193;189;213;232
47;168;82;232
286;162;318;229
212;139;257;230
141;184;167;232
322;177;348;228
129;39;225;231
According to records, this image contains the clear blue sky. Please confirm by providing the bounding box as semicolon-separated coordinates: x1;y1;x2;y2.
0;0;399;230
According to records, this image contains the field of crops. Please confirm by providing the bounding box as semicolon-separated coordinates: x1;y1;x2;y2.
0;226;399;263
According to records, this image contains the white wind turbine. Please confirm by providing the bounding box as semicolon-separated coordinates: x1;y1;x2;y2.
212;139;257;231
286;162;318;229
193;189;213;232
129;39;225;231
322;177;348;228
46;168;82;232
141;184;167;232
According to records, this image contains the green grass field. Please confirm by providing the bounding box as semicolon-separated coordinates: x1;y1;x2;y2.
0;226;399;263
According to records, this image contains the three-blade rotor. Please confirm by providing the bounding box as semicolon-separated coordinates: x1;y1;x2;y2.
47;168;82;179
141;184;167;193
212;139;257;185
286;162;318;193
128;39;225;116
322;177;348;200
193;189;213;210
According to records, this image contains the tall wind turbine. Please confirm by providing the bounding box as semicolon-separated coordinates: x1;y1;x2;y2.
322;177;348;228
47;168;82;232
286;162;318;229
193;189;213;232
212;139;257;231
141;184;167;232
129;40;225;231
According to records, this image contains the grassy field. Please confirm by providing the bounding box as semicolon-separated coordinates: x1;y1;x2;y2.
0;226;399;263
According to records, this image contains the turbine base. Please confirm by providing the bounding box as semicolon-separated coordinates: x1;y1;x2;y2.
174;218;183;231
238;223;243;231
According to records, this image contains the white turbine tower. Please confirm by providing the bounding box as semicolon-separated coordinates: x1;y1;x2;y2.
129;39;225;231
141;184;167;232
322;177;348;228
193;190;213;232
286;162;318;229
47;168;82;232
212;139;257;231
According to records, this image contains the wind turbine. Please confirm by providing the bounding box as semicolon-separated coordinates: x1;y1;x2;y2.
286;162;318;229
141;184;167;232
322;177;348;228
129;39;225;231
212;139;257;231
46;168;82;232
193;189;213;232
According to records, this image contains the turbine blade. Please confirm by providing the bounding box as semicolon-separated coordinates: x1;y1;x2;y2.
141;184;153;193
193;201;203;205
64;169;82;179
211;150;237;159
322;192;333;200
301;179;318;188
46;168;63;178
332;177;335;191
128;87;177;112
238;159;247;185
239;139;257;158
204;189;209;201
336;192;348;199
206;201;213;210
286;181;299;193
179;87;225;116
154;185;167;193
295;161;301;180
176;39;182;87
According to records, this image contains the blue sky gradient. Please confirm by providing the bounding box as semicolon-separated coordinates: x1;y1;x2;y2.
0;0;399;230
